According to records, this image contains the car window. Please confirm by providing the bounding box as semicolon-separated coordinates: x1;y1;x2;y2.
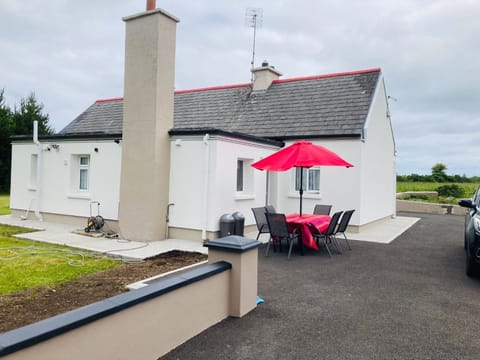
475;188;480;207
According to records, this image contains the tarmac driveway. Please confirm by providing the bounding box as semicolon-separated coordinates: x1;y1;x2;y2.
162;213;480;360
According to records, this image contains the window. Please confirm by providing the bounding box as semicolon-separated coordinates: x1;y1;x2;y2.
70;154;90;194
236;158;254;198
237;159;244;191
79;156;89;190
295;167;320;192
29;154;38;188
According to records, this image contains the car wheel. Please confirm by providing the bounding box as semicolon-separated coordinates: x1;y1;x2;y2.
466;246;480;277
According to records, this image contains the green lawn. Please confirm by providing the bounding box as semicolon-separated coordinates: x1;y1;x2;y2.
0;194;10;215
397;182;480;204
0;224;120;295
397;182;480;195
397;181;480;197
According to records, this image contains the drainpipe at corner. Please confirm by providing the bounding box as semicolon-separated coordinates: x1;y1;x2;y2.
201;134;210;241
33;121;43;221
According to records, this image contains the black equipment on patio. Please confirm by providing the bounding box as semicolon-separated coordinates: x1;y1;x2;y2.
85;201;104;233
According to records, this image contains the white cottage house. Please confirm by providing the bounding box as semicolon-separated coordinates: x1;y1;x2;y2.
9;6;396;243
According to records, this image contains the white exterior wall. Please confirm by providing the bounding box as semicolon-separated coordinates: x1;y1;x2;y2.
168;135;278;235
10;140;122;220
359;77;396;224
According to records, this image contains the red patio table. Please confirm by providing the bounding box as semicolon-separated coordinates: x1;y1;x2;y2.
286;213;331;252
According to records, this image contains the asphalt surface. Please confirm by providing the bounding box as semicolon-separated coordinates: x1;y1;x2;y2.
162;213;480;360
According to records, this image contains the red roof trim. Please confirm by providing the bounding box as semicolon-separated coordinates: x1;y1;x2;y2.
174;82;251;94
272;68;381;84
94;68;381;102
96;97;124;103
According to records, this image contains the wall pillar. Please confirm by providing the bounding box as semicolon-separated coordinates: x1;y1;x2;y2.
205;235;261;317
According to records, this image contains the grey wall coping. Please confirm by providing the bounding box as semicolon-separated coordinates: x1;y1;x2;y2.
204;235;261;253
0;261;231;357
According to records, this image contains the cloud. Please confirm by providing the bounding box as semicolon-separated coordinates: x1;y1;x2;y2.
0;0;478;176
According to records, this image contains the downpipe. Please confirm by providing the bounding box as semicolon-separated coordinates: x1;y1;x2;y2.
201;134;210;241
33;121;43;221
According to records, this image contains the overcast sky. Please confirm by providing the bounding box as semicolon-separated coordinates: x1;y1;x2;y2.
0;0;478;176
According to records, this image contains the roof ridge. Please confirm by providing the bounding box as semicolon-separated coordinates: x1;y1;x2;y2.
272;68;381;85
174;82;251;94
94;83;253;103
94;68;381;102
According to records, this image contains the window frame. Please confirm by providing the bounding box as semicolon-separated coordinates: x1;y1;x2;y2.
235;157;255;200
78;155;90;191
294;167;321;193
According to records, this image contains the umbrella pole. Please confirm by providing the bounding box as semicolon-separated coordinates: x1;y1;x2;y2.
299;167;303;216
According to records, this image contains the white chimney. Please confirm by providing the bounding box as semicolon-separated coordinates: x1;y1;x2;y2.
118;4;179;241
251;61;282;91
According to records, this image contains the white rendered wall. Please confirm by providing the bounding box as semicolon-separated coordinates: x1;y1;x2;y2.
168;135;278;236
359;77;396;224
10;140;122;220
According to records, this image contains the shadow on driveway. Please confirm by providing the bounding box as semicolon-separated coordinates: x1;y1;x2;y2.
162;213;480;360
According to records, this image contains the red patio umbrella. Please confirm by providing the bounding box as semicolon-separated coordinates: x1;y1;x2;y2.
251;140;353;216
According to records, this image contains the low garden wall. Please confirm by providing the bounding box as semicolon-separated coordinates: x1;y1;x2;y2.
0;236;261;359
396;199;465;215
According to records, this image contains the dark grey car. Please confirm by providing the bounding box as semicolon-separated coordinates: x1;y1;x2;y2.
459;187;480;276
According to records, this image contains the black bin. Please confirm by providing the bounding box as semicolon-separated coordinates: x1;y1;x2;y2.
219;213;235;237
232;211;245;236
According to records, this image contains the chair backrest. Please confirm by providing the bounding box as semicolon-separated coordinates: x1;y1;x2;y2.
336;210;355;233
313;204;332;215
265;213;289;238
265;205;276;213
325;211;343;236
251;207;268;232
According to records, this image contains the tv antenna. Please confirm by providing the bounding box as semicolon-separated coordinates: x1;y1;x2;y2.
245;7;263;82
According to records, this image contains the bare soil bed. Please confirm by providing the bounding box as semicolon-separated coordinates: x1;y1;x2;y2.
0;250;207;333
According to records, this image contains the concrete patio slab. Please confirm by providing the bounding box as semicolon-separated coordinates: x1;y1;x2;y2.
0;215;207;260
345;215;420;244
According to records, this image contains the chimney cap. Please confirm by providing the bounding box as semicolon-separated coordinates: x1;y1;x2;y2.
262;60;269;67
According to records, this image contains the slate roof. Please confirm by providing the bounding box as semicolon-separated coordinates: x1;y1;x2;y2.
59;68;381;141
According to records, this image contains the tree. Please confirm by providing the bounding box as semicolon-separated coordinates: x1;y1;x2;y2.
0;91;53;192
431;163;448;183
0;89;13;193
12;92;54;135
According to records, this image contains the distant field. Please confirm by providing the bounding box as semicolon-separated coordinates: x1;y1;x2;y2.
0;195;10;215
397;182;480;196
397;182;480;204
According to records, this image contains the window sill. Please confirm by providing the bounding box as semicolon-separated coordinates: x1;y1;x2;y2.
288;192;322;200
67;193;91;200
234;193;255;201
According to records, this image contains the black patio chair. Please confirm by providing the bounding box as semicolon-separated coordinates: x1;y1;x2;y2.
265;205;276;213
251;207;269;241
334;210;355;250
265;212;299;259
313;204;332;216
312;211;343;255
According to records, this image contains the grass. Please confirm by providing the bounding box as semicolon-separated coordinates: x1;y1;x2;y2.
0;224;120;295
397;182;480;204
0;194;10;215
397;182;480;194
